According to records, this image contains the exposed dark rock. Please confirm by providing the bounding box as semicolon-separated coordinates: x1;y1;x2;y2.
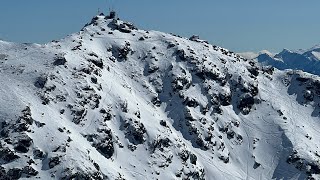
18;106;34;126
49;156;61;169
88;59;104;69
204;71;220;81
172;76;191;91
88;16;99;26
14;144;28;153
179;150;190;162
22;166;39;177
85;128;114;159
118;24;132;33
249;61;256;66
62;171;105;180
262;66;274;75
151;97;161;107
219;155;229;163
190;153;197;165
120;101;128;113
7;168;22;179
0;147;19;163
53;56;67;66
226;130;235;139
244;83;259;96
123;119;147;145
96;142;114;159
189;35;200;41
33;148;46;159
186;169;206;180
56;95;66;102
219;93;231;106
0;166;9;179
286;151;300;164
159;120;167;127
91;76;98;84
95;129;114;158
184;98;199;108
176;49;187;61
110;21;137;34
184;108;196;122
195;137;205;148
100;108;113;121
253;161;261;169
167;42;176;49
34;76;47;89
151;138;170;152
88;52;99;58
71;106;87;124
247;67;259;77
116;43;132;60
238;93;255;115
60;109;65;114
80;67;94;75
148;64;159;74
308;162;320;174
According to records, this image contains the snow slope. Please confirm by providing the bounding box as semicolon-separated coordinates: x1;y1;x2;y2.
250;46;320;76
0;14;320;180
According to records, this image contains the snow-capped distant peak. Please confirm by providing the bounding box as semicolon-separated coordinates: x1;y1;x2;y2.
311;51;320;60
253;44;320;75
259;50;274;56
278;48;293;55
306;44;320;52
238;50;274;60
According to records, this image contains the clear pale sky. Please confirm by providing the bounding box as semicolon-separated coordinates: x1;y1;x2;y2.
1;0;320;52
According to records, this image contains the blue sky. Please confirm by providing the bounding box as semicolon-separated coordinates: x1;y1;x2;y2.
1;0;320;52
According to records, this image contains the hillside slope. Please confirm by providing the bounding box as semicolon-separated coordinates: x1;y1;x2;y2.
0;14;320;180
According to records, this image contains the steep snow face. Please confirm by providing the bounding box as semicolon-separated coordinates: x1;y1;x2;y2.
0;14;320;180
253;46;320;76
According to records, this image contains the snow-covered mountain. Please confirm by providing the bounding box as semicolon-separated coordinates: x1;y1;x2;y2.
0;13;320;180
241;46;320;76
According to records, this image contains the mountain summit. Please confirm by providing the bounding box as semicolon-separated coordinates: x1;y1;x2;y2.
0;13;319;179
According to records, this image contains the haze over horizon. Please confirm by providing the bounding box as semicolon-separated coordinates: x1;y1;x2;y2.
1;0;320;52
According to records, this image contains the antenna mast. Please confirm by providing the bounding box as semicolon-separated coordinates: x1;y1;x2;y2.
106;0;116;19
106;0;113;12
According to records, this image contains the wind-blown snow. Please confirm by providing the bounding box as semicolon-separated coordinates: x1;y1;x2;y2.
0;14;319;180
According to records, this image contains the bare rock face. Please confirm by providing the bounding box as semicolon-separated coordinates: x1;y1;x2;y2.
34;76;47;89
53;56;67;66
84;128;114;159
122;118;147;145
49;156;60;169
13;135;33;153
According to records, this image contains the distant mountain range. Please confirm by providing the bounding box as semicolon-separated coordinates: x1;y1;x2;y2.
239;45;320;75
